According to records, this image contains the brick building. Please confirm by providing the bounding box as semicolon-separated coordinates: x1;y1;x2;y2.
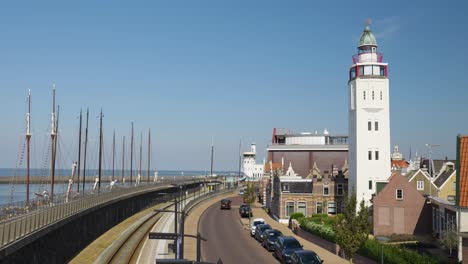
373;172;431;236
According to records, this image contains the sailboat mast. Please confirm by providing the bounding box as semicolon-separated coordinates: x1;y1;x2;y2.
77;109;82;193
26;89;32;206
50;86;57;202
139;132;142;178
98;109;103;192
147;129;151;183
82;108;89;193
112;130;115;181
122;136;125;183
130;122;134;184
210;137;214;177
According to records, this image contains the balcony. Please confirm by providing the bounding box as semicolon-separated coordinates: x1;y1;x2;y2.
352;52;383;64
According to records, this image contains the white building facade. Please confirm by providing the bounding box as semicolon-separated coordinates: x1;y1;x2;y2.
348;24;391;206
242;143;264;180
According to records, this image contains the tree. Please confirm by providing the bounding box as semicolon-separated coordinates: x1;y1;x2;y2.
334;192;371;263
441;223;458;257
243;182;256;226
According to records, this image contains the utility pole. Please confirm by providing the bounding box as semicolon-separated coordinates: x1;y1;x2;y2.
238;139;242;188
139;132;142;179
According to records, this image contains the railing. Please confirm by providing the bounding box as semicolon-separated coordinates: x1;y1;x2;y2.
0;176;214;249
352;52;383;64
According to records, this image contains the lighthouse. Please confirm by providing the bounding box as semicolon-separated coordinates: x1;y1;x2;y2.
348;22;391;206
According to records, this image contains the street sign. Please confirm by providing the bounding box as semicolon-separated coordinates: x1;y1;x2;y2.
149;232;179;240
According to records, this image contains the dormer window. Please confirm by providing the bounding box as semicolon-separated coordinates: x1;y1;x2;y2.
283;184;290;192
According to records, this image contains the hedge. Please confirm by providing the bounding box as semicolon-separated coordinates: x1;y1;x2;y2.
298;218;441;264
289;212;305;220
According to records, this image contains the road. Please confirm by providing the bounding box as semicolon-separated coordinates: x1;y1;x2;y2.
200;196;277;264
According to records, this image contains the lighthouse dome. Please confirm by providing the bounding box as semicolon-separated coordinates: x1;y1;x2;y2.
358;25;377;48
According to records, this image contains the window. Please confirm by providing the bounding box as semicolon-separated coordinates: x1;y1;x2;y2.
375;151;379;160
286;201;295;217
323;185;329;196
337;183;343;196
453;182;456;191
368;121;372;131
350;67;356;79
417;181;424;191
375;121;379;131
316;202;323;214
328;202;336;214
283;184;289;192
380;66;385;76
368;151;372;160
372;91;375;100
359;66;364;75
363;91;366;100
369;180;373;190
396;189;403;200
297;201;307;215
380;91;383;100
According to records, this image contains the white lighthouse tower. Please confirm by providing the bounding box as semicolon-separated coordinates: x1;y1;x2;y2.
348;22;391;206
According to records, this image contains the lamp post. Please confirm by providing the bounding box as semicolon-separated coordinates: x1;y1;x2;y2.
375;236;390;263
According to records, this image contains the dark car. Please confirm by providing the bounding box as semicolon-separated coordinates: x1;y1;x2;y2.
273;236;303;264
220;199;231;210
262;229;283;251
239;204;252;217
254;224;272;241
291;250;323;264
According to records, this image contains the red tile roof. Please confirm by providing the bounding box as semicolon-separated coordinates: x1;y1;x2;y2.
458;136;468;208
264;162;282;173
391;159;409;169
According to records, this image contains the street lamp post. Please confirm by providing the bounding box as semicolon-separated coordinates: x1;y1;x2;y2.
375;236;390;264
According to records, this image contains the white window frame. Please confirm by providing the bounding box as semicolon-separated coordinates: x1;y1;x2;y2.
285;201;295;217
396;189;403;200
417;181;424;191
283;183;290;192
297;201;307;216
327;201;337;214
323;185;330;196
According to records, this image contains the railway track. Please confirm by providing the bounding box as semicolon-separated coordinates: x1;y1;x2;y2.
97;192;200;264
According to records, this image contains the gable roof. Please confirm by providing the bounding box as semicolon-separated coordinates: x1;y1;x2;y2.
408;169;431;182
433;169;456;188
457;136;468;208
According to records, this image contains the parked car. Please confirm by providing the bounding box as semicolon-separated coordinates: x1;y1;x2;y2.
262;229;283;251
291;250;323;264
254;224;272;241
239;204;252;217
250;218;265;236
220;199;231;210
273;236;303;264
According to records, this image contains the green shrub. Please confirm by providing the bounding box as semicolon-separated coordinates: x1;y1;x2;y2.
301;220;336;242
289;212;305;220
358;239;440;264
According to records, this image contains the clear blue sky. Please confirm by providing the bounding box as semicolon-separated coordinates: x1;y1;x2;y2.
1;1;467;171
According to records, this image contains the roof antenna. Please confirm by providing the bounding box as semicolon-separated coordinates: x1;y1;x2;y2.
365;18;372;26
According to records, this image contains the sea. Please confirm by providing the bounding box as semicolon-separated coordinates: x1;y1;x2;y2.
0;168;235;205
